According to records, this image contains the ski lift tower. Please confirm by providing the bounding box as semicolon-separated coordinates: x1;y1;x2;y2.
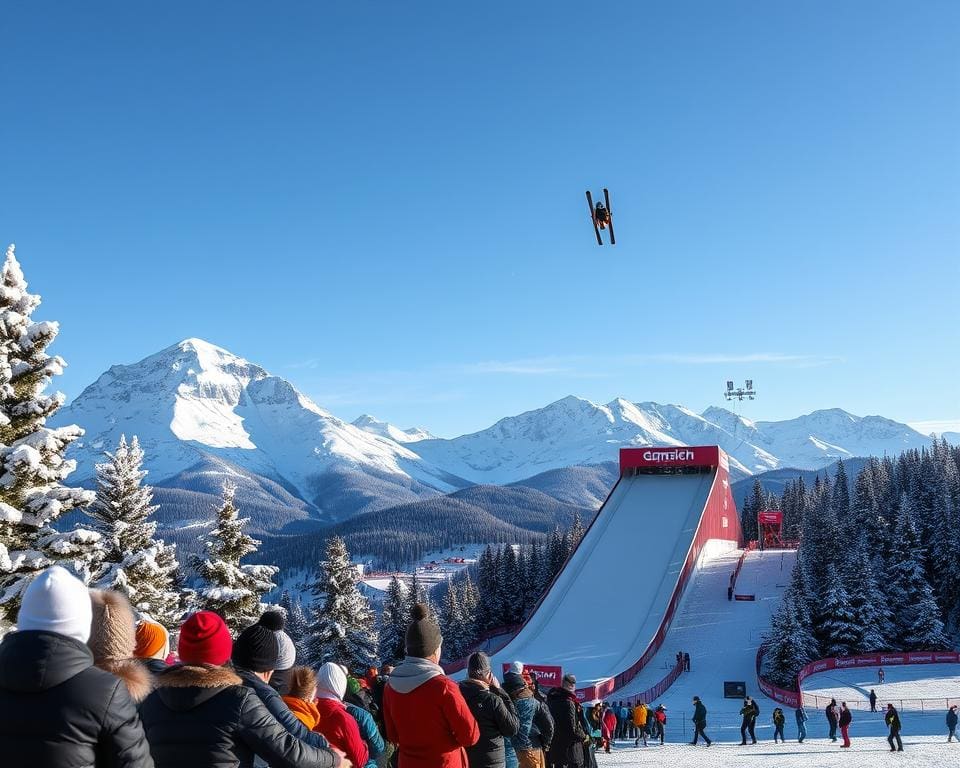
724;380;756;402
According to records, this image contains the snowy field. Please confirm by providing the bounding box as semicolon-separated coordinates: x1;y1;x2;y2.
598;737;960;767
803;663;960;711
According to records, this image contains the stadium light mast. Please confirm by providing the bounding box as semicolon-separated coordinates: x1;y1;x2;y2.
724;379;756;402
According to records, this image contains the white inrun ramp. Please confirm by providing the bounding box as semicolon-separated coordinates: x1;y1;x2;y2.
487;446;740;699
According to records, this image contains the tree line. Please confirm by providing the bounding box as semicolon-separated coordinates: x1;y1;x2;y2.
763;444;960;688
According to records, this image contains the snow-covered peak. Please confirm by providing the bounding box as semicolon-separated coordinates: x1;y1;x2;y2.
54;339;460;516
352;414;434;443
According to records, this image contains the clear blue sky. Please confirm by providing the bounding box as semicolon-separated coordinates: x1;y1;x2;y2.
2;1;958;437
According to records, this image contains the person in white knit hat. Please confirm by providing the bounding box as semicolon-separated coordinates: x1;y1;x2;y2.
0;566;153;768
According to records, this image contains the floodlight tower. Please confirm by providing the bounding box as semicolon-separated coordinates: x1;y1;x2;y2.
724;379;757;402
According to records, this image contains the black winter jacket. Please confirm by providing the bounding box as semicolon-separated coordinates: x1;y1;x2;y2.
459;680;520;768
140;664;338;768
0;630;153;768
236;666;331;752
141;657;171;676
546;687;587;768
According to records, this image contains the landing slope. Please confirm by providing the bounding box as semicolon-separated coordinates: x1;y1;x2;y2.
489;470;719;684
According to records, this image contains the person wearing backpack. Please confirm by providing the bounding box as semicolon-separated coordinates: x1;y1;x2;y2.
739;697;758;745
772;708;785;744
652;706;666;745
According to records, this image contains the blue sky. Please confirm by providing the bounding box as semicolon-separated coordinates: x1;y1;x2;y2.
2;1;958;437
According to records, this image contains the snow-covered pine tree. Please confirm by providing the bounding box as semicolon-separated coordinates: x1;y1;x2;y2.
887;493;949;650
816;563;860;658
0;244;100;630
305;536;378;669
741;479;764;542
764;591;819;688
193;483;277;635
439;581;468;662
851;462;886;572
278;590;309;652
846;535;891;653
547;526;569;579
474;545;497;634
569;511;586;549
379;575;409;664
801;475;838;603
500;544;523;625
86;434;184;628
460;571;479;635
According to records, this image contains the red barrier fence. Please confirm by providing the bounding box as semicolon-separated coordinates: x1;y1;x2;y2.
618;662;683;706
756;645;960;711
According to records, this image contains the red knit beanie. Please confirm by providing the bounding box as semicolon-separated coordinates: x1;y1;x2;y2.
178;611;232;666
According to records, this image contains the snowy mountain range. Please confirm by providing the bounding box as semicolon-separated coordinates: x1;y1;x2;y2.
53;338;938;529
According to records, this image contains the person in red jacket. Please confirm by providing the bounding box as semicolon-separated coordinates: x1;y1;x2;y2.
384;603;479;768
314;662;369;768
601;704;617;753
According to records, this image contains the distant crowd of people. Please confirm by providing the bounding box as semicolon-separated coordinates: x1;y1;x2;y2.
0;566;955;768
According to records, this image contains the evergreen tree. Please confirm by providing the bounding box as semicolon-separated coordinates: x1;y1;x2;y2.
816;563;860;657
547;526;569;578
305;536;378;669
378;575;409;664
764;592;819;688
193;483;277;635
0;245;100;630
851;464;885;570
278;590;309;652
569;511;586;549
521;543;544;614
887;494;949;650
87;434;183;628
802;475;838;603
474;545;498;633
846;535;890;653
741;479;764;542
460;571;479;636
500;544;522;625
439;581;469;662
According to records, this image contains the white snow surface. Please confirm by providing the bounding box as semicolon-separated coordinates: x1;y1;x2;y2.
489;470;733;685
803;664;960;710
593;737;960;767
352;414;434;443
613;548;794;709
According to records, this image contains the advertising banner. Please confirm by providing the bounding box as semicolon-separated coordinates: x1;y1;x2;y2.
503;664;563;688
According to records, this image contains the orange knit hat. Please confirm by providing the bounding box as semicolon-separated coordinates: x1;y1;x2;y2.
134;620;169;659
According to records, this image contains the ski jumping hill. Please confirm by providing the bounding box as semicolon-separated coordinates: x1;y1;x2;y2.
487;446;741;700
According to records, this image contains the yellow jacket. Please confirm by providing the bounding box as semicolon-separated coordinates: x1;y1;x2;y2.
633;703;648;726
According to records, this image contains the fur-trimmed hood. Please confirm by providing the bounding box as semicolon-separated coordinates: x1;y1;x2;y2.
151;664;245;714
155;664;243;689
88;589;153;701
99;657;154;702
89;589;137;661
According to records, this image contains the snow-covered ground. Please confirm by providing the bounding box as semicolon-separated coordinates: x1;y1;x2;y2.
598;737;960;767
612;548;795;738
803;663;960;711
